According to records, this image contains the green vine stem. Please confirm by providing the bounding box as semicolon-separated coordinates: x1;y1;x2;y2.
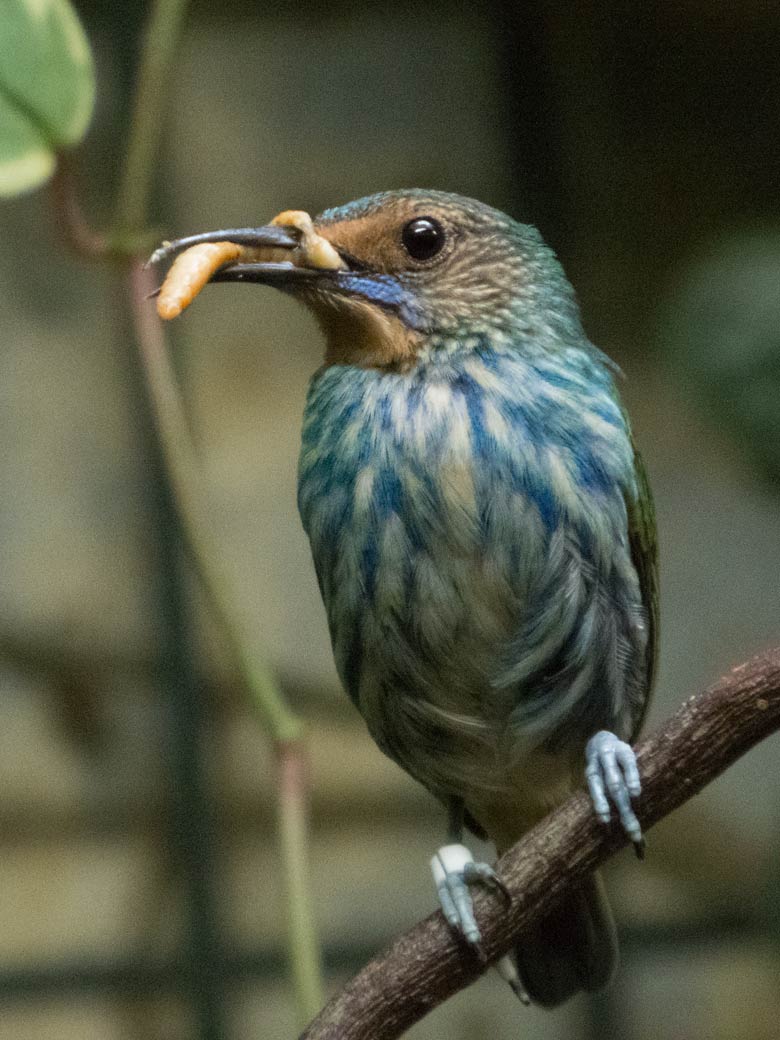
128;261;304;745
102;0;322;1021
47;0;324;1016
113;0;190;236
129;262;322;1027
277;739;326;1023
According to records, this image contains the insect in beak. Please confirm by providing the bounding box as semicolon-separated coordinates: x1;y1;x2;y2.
148;211;346;320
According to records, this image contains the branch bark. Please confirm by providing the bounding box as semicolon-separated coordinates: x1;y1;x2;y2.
300;648;780;1040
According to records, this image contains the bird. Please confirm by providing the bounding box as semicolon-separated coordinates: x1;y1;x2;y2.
153;189;658;1007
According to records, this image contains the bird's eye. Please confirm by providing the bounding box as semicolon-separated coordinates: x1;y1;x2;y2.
401;217;446;262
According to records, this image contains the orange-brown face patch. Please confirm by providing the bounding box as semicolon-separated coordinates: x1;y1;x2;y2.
307;199;457;369
316;198;450;274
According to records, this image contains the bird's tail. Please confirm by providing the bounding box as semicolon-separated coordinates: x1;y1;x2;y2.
513;871;618;1008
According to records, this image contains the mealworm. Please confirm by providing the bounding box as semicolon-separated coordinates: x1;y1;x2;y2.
156;241;245;320
154;212;345;320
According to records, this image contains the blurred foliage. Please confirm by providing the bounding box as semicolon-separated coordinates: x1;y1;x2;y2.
660;232;780;482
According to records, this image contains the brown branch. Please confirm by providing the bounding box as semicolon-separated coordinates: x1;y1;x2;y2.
300;648;780;1040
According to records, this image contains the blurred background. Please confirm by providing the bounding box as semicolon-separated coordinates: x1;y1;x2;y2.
2;2;780;1038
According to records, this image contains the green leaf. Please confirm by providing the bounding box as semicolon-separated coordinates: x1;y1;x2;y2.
0;0;95;197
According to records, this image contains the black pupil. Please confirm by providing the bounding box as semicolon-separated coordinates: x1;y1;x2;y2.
402;217;445;261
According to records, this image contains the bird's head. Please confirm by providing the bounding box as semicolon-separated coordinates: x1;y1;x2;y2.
155;190;585;370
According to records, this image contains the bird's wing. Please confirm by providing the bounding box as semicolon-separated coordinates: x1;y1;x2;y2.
625;438;659;740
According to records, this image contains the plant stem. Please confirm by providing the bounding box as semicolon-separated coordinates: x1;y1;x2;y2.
49;154;107;257
130;259;320;1014
114;0;190;234
129;262;304;741
278;741;326;1022
58;0;323;1015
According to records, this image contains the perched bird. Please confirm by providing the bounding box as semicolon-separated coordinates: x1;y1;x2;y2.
154;190;658;1007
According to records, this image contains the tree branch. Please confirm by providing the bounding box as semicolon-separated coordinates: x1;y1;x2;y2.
300;648;780;1040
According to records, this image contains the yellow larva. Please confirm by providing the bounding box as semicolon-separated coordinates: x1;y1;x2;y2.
156;241;245;320
154;212;345;321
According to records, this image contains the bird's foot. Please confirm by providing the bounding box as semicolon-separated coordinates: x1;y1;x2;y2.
585;730;644;856
430;844;511;948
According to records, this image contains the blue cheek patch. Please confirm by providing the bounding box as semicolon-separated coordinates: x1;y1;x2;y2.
334;273;426;331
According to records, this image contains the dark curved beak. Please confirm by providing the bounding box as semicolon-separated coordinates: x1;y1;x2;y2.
147;225;301;267
210;261;330;285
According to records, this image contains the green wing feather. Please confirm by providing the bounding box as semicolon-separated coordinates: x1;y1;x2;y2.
626;439;659;740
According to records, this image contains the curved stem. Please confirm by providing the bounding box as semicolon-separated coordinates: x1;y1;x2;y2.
129;262;303;743
114;0;190;235
53;0;322;1015
49;154;107;257
130;263;319;1015
278;740;325;1022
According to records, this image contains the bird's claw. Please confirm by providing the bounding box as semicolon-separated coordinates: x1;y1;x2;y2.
493;952;531;1004
585;730;643;849
463;859;512;904
431;844;509;948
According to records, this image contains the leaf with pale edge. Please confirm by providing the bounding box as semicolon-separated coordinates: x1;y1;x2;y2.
0;0;95;197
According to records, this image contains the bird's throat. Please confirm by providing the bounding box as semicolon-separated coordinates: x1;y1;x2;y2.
309;295;423;371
